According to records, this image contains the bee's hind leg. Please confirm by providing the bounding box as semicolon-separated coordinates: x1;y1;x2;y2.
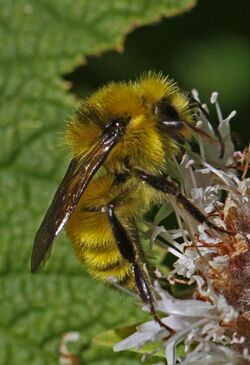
107;205;173;334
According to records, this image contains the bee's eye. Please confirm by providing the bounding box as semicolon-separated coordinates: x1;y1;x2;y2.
154;98;179;121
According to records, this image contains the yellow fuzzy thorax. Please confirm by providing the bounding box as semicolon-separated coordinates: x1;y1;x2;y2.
65;72;193;174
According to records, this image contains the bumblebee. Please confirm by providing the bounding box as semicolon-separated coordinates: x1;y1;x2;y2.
31;73;222;329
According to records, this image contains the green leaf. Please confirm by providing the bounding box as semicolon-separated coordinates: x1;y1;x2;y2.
1;0;196;364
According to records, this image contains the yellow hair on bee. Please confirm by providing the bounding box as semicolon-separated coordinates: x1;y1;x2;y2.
66;73;193;174
65;81;144;157
65;72;194;289
135;72;194;140
66;175;144;288
31;72;221;330
135;72;177;105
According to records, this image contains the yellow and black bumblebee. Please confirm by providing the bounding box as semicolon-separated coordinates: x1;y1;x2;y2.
31;72;223;329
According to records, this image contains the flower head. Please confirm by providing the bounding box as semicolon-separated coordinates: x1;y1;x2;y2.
114;92;250;364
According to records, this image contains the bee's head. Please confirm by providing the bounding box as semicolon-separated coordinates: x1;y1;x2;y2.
135;72;193;133
112;72;194;172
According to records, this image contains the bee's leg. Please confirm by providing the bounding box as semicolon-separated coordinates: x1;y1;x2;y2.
189;95;224;158
107;205;173;334
136;170;230;235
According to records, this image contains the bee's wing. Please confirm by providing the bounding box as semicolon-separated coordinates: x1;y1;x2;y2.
31;131;121;273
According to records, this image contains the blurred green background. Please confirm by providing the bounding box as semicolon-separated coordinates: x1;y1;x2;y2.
1;1;249;364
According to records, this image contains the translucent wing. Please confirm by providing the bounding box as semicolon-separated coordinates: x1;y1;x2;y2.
31;130;121;273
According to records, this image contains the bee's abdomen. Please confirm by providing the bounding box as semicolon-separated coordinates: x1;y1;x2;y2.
80;244;134;287
66;210;135;289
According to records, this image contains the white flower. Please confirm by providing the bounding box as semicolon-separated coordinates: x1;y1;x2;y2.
114;92;249;365
114;284;239;364
192;90;236;166
171;248;198;278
